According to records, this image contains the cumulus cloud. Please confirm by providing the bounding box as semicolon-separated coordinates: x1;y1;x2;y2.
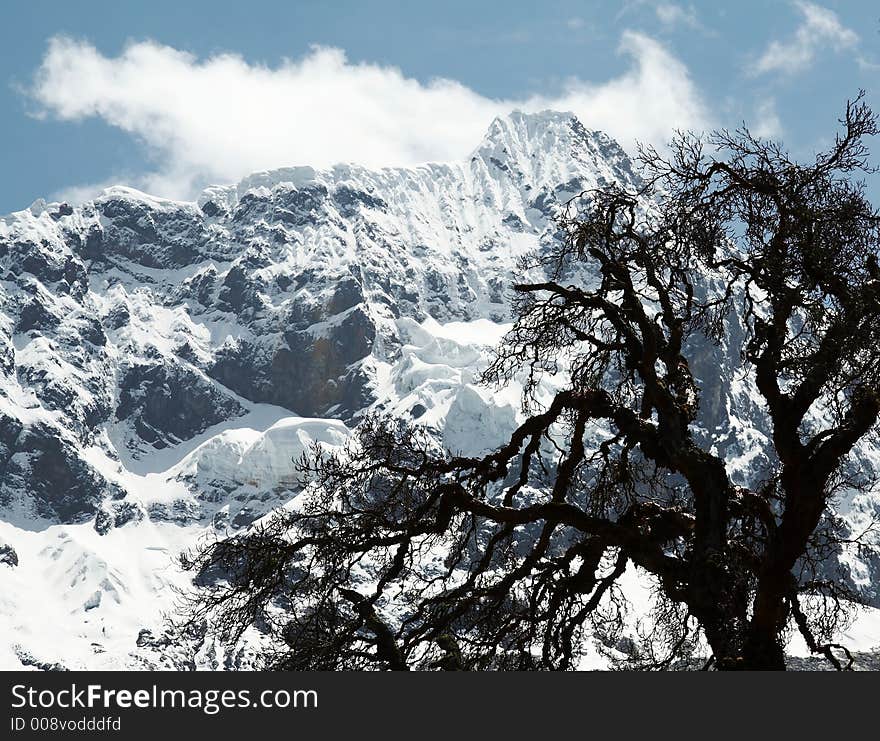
750;1;858;76
30;32;710;202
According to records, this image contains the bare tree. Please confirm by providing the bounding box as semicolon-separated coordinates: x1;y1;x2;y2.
179;96;880;670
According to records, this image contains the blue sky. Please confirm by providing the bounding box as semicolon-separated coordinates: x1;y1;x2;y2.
1;0;878;213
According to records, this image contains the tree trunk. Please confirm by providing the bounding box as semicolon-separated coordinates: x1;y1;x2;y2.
689;557;756;670
742;628;786;670
742;570;790;670
704;619;785;670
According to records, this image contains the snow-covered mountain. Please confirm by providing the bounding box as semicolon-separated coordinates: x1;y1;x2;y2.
0;111;877;669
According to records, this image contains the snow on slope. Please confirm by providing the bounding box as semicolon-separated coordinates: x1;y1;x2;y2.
0;110;878;669
0;312;539;669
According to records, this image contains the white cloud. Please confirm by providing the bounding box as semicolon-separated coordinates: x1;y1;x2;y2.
49;177;124;207
30;32;710;202
750;1;858;76
655;4;701;31
751;99;783;139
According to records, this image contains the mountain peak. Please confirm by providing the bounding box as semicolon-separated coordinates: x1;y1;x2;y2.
472;109;639;195
476;109;584;156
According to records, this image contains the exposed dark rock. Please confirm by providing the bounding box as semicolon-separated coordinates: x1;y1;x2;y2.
50;202;74;219
136;628;170;648
208;302;375;418
181;266;217;307
14;357;113;433
218;263;264;314
332;185;387;217
232;192;269;223
326;275;363;315
94;509;114;535
104;302;130;330
14;648;68;671
0;411;23;465
0;337;13;375
97;198;206;268
117;362;245;449
273;184;328;226
78;316;107;346
199;200;224;217
0;543;18;567
502;212;525;230
80;228;105;263
231;506;259;529
279;306;375;413
94;501;144;534
785;652;880;671
0;423;119;522
16;242;65;282
16;298;59;333
146;499;201;524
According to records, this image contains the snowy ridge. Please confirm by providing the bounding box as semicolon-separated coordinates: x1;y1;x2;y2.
0;111;877;668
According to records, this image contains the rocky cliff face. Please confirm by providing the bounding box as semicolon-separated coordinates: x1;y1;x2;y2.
0;110;876;669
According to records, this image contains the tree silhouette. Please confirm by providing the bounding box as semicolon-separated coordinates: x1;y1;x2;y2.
179;96;880;670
